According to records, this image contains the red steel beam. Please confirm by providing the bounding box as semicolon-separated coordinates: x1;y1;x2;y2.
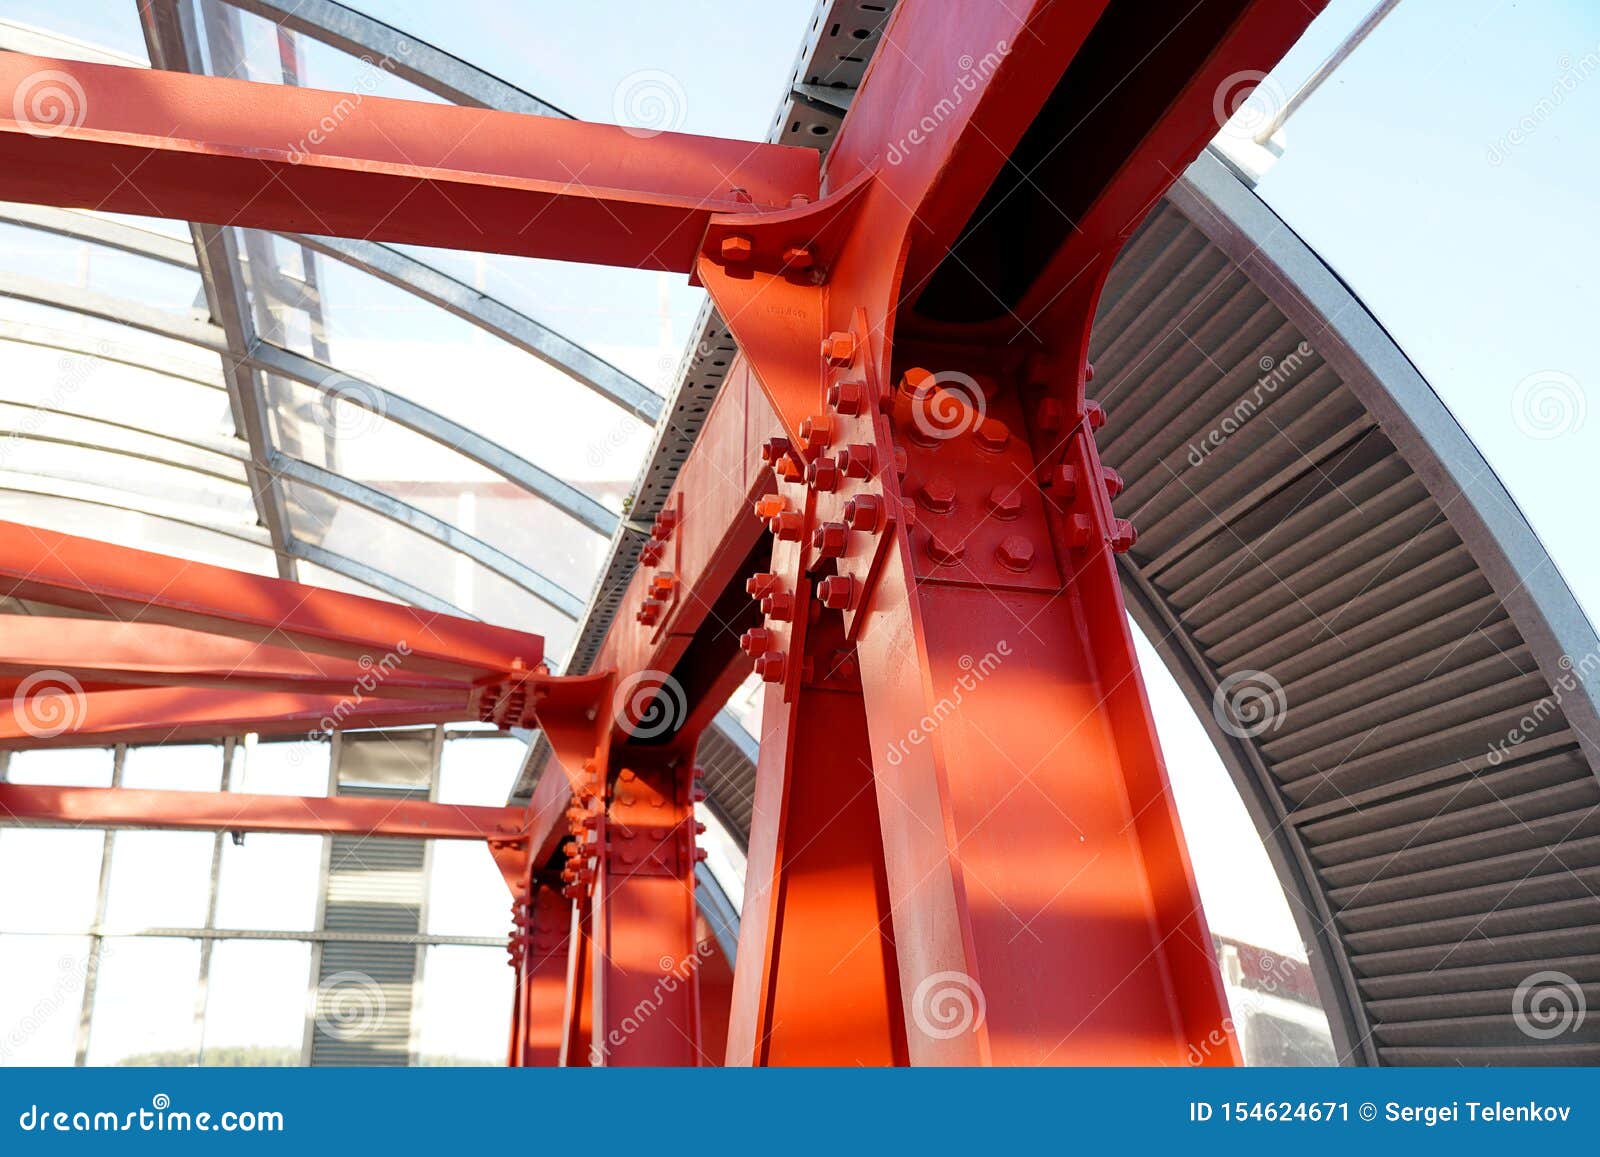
0;782;527;840
0;519;544;678
0;52;818;272
0;617;479;699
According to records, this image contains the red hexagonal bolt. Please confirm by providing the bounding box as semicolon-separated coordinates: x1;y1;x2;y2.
1054;464;1079;501
827;380;866;415
782;244;814;270
996;535;1036;572
753;494;787;520
760;436;793;465
926;532;965;566
720;234;753;263
1111;519;1138;553
652;510;678;537
817;574;856;610
916;475;957;513
1067;513;1094;548
838;444;876;479
1085;361;1096;383
754;652;787;682
974;416;1010;452
761;591;795;621
636;599;663;625
639;539;665;566
806;457;841;492
769;511;805;541
898;367;933;398
986;485;1022;520
842;493;885;532
649;572;676;598
811;521;849;559
1084;400;1106;431
821;331;856;365
799;412;835;451
739;627;774;657
1101;466;1125;498
746;572;778;598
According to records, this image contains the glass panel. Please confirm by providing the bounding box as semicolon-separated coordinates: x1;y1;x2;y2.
264;374;608;596
424;841;505;938
122;743;224;792
237;738;331;798
84;937;202;1066
200;940;311;1066
214;835;321;933
0;0;152;63
414;945;509;1066
0;295;215;366
297;560;402;604
437;735;523;806
0;831;104;931
6;747;114;787
0;337;232;444
0;402;245;486
0;934;93;1067
255;257;650;510
0;223;202;315
101;832;214;931
280;481;576;659
696;803;746;904
0;437;255;525
0;493;277;575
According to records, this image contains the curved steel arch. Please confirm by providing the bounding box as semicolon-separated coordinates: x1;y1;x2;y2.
0;474;270;548
0;318;224;389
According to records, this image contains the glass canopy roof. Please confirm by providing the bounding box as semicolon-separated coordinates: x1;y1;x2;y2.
0;0;816;672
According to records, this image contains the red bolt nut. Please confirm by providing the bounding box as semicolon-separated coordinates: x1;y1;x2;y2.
842;493;885;532
838;443;876;479
1111;519;1138;553
739;627;773;657
636;600;663;626
926;532;965;566
898;367;934;398
746;572;778;598
754;652;787;683
639;539;665;566
817;574;856;610
1067;513;1094;548
1084;400;1106;431
974;416;1010;452
806;456;842;492
821;331;857;365
811;521;849;559
753;494;787;520
649;572;675;598
1084;361;1096;383
769;511;805;541
916;475;957;513
997;535;1036;572
761;591;795;621
986;485;1022;520
782;244;814;269
1054;464;1079;501
760;436;794;465
1101;466;1125;498
828;380;866;415
720;234;753;263
799;412;835;451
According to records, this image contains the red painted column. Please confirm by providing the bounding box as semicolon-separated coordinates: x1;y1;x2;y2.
726;594;906;1065
511;881;573;1066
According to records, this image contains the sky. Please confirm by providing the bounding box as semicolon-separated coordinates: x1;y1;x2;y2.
1;0;1595;1058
